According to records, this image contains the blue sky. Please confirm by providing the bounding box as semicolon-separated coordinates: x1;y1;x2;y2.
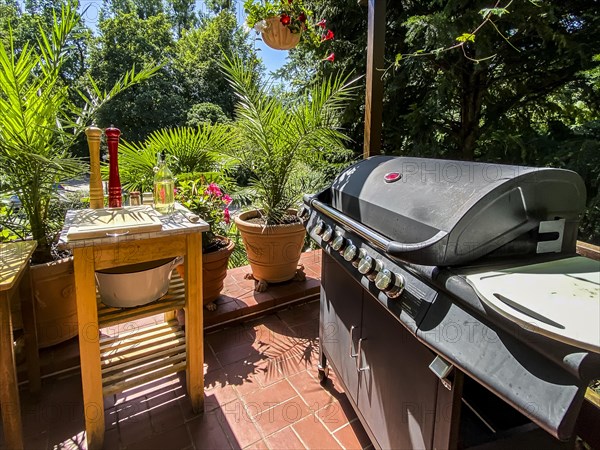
78;0;288;75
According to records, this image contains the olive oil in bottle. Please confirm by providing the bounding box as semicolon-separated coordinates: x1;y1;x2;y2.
153;150;174;214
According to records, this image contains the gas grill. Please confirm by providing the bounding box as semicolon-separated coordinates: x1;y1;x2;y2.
299;156;600;449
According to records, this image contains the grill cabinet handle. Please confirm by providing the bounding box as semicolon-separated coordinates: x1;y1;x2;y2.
356;338;369;372
349;325;358;359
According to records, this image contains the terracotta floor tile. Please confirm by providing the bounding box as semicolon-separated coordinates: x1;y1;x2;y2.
101;427;121;450
333;419;372;450
187;411;233;450
216;398;262;449
204;383;238;412
316;396;357;433
207;326;254;354
148;395;185;434
252;396;311;437
277;302;320;328
204;345;222;374
116;409;154;447
292;414;342;450
216;342;263;367
244;439;269;450
48;430;87;450
22;431;49;450
264;426;306;450
241;379;296;412
127;423;191;450
223;359;267;398
288;370;335;413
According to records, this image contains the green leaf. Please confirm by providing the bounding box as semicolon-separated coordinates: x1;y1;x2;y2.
480;8;509;20
456;33;475;43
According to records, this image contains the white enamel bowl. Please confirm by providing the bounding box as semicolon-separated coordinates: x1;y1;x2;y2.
95;257;182;308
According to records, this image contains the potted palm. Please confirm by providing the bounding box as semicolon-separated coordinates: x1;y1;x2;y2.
0;1;157;346
220;54;357;291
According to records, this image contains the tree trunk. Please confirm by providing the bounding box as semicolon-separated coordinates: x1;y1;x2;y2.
457;64;486;161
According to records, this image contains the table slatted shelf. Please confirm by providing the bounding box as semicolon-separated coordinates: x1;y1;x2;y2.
100;318;186;396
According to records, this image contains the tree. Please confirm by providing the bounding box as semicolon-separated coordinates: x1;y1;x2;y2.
173;11;258;118
88;12;185;142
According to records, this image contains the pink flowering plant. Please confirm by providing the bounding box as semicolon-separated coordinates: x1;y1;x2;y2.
175;179;232;252
244;0;335;49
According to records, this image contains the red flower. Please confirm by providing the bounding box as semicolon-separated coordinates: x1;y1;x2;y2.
222;194;232;205
298;12;306;22
323;52;335;62
322;29;334;41
223;208;231;224
280;14;291;25
316;19;326;28
204;183;222;197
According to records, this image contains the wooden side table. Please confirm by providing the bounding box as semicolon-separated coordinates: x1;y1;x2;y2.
0;241;40;450
60;209;208;450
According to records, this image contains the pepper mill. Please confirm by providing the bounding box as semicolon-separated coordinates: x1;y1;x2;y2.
105;125;122;208
85;125;104;209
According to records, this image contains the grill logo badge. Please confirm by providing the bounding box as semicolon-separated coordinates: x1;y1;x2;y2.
384;172;402;183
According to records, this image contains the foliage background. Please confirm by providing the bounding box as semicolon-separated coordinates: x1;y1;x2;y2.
1;0;598;243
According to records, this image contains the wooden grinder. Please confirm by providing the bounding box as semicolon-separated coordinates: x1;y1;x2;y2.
85;125;104;209
105;125;122;208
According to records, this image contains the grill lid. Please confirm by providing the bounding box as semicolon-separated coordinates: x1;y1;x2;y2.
324;156;586;266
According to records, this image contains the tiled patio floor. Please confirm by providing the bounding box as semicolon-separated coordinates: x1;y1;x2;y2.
9;300;372;450
3;248;373;450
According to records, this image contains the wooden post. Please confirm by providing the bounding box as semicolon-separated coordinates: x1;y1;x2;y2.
86;125;104;209
363;0;386;158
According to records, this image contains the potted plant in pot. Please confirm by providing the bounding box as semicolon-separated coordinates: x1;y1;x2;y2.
244;0;334;50
175;179;235;310
220;54;357;291
0;1;157;347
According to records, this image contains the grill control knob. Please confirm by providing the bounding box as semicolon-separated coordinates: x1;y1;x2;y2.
375;269;394;290
313;221;325;236
368;259;384;281
375;270;406;298
322;226;334;242
331;234;346;252
358;255;374;275
343;242;358;262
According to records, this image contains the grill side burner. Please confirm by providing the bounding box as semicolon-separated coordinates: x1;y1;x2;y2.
302;156;599;449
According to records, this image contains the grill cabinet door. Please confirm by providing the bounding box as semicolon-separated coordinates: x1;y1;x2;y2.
356;292;439;449
320;253;362;404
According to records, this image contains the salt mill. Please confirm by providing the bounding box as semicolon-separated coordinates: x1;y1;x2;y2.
85;124;104;209
105;125;122;208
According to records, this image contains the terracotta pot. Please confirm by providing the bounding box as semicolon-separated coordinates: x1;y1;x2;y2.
176;238;235;304
234;210;306;283
261;17;301;50
30;257;78;348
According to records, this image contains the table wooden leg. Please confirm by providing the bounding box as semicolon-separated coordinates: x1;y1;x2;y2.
19;268;41;394
185;233;204;413
73;247;104;450
0;291;24;450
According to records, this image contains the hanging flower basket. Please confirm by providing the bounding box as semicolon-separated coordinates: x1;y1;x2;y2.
261;16;301;50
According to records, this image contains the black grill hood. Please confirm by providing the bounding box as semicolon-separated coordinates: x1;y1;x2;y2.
317;156;586;266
